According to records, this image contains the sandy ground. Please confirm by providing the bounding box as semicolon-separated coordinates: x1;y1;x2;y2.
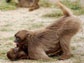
0;8;84;63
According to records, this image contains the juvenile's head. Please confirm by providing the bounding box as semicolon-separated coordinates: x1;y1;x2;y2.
7;48;19;61
7;48;28;61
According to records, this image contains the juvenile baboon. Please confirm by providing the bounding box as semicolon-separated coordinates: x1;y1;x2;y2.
7;40;29;61
13;1;82;60
7;47;29;61
6;0;39;11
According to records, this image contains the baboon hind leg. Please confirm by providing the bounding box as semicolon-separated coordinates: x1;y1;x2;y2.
59;34;72;60
29;4;39;11
29;0;39;11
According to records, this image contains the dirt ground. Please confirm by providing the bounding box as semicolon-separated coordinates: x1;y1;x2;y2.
0;8;84;63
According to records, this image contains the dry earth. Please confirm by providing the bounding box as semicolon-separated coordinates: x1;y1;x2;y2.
0;8;84;63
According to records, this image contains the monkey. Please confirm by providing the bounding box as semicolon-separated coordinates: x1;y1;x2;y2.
7;47;29;61
13;1;82;60
6;0;40;11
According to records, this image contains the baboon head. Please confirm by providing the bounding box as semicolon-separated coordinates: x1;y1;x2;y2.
14;30;30;44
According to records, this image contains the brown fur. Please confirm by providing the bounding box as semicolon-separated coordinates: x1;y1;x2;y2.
13;1;82;60
6;0;40;11
7;47;29;61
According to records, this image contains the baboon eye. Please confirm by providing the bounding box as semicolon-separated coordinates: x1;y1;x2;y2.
15;35;20;39
15;37;22;42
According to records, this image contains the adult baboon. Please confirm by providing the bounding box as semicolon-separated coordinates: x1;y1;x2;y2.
13;1;82;60
6;0;40;11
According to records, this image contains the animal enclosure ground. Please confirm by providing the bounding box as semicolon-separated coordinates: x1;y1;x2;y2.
0;8;84;63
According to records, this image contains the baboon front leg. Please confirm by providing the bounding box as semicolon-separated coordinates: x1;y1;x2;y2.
28;47;50;60
59;35;72;60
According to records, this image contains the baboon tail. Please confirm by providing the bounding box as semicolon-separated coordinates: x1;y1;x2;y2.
57;1;73;16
